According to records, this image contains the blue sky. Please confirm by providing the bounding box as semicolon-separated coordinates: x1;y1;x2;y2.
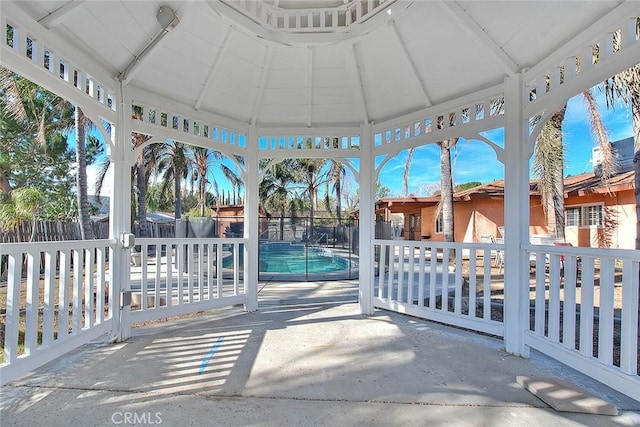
86;83;633;200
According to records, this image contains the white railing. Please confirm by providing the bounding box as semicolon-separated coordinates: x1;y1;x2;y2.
374;238;639;401
1;12;117;115
373;240;505;337
223;0;394;33
526;244;640;401
372;91;505;156
525;14;640;117
131;102;247;151
0;239;116;385
129;238;247;324
258;135;361;153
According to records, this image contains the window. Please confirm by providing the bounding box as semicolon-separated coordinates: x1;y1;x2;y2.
566;207;580;227
435;212;443;233
565;205;603;227
584;205;603;227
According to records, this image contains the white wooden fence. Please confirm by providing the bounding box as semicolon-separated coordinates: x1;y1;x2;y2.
373;239;640;401
0;237;248;386
0;239;115;385
525;243;639;402
129;238;247;324
2;236;637;401
373;240;505;337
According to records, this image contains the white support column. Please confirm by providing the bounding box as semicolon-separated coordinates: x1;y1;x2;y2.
244;125;259;312
109;81;133;342
358;123;374;315
503;73;530;357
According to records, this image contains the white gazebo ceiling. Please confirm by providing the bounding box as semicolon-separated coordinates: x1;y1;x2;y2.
13;1;629;128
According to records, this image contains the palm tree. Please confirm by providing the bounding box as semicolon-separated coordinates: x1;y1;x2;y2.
535;87;617;242
605;62;640;250
74;106;94;239
157;140;192;220
192;147;212;216
0;187;45;241
295;157;327;238
0;68;77;233
259;159;300;240
192;148;244;216
438;138;458;245
534;108;566;239
325;158;346;224
403;147;415;196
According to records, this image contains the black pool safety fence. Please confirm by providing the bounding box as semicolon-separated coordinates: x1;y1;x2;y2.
257;216;359;281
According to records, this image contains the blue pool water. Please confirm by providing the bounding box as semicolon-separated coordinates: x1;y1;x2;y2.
259;243;351;274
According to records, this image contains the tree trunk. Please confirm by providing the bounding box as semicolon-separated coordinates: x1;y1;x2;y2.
403;147;415;196
335;176;342;225
440;140;455;243
279;206;285;241
0;164;12;194
75;106;94;240
550;108;566;239
174;165;182;219
199;174;207;217
136;157;148;238
536;107;567;239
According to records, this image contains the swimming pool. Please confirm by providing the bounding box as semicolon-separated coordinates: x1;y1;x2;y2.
259;242;358;280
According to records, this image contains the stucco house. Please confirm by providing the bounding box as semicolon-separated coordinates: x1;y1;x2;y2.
376;170;636;249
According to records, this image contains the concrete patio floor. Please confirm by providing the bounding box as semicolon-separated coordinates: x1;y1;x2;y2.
1;280;639;426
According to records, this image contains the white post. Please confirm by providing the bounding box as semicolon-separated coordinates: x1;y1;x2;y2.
244;125;259;312
503;73;530;357
358;123;374;315
109;81;133;342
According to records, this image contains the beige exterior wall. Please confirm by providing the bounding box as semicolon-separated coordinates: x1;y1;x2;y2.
564;189;636;249
380;187;634;247
417;197;547;242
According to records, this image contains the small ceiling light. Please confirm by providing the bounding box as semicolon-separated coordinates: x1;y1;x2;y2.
387;8;392;15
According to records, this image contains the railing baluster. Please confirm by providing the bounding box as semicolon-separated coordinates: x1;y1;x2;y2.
548;256;561;342
407;244;415;305
72;248;83;334
58;250;70;338
468;249;477;317
619;260;639;375
454;249;463;314
5;254;21;363
534;252;546;335
177;243;184;304
377;244;386;298
217;243;223;298
234;242;240;295
24;251;39;354
417;246;425;307
579;257;595;357
397;244;405;303
483;248;491;319
141;245;148;309
43;250;56;345
562;255;577;350
598;258;615;366
84;248;94;329
387;243;396;301
95;246;105;324
429;247;437;309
